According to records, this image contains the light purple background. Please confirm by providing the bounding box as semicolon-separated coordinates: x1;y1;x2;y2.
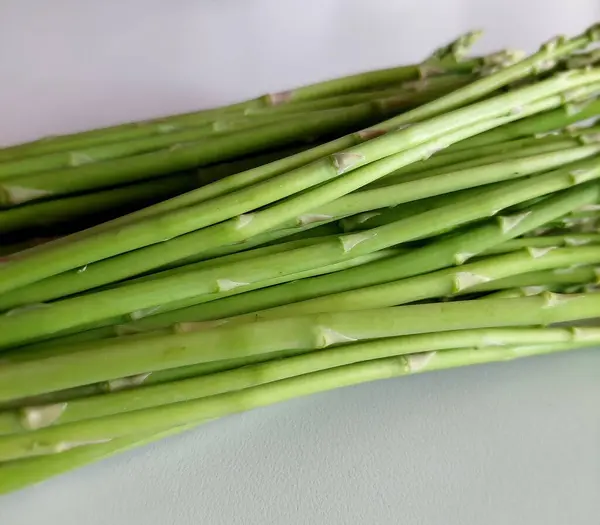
1;1;600;523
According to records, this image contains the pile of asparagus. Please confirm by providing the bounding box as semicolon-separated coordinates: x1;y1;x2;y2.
1;26;600;494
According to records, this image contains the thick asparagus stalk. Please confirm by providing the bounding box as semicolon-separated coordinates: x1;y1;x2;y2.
1;30;597;292
0;302;597;461
0;326;595;436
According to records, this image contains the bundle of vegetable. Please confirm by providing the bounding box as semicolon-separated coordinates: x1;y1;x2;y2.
1;25;600;495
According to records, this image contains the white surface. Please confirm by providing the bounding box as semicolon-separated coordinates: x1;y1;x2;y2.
1;1;600;523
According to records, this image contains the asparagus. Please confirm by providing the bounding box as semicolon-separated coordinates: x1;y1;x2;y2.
0;338;590;494
1;30;597;293
3;156;599;348
364;134;594;188
0;173;202;234
0;326;596;436
2;138;596;310
470;266;598;293
453;97;600;148
0;300;597;460
0;76;477;182
0;101;403;206
2;91;598;313
229;247;600;319
0;35;489;162
1;293;600;403
121;182;600;328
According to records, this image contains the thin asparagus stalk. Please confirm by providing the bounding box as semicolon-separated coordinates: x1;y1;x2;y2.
0;326;596;436
0;173;201;234
470;265;598;293
482;233;600;254
0;33;502;162
1;31;597;292
298;145;600;219
232;247;600;319
0;338;588;494
125;183;600;328
0;101;400;206
0;423;198;495
1;292;599;403
0;79;470;183
364;134;596;187
0;304;596;461
453;97;600;149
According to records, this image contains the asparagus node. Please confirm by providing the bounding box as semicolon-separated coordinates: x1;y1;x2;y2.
0;311;597;462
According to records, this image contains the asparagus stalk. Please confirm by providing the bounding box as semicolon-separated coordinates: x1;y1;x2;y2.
124;183;600;328
0;75;477;182
0;300;597;460
232;247;600;319
0;38;490;162
0;338;589;494
0;326;595;436
1;293;600;403
364;134;594;187
470;266;598;293
0;173;202;234
1;30;597;292
3;138;596;311
3;87;598;312
482;233;600;254
453;97;600;149
2;158;599;347
0;101;403;206
0;158;594;347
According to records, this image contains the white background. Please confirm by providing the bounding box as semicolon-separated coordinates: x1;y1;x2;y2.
1;1;600;523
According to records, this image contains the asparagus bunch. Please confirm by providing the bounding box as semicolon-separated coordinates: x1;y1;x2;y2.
1;25;600;495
